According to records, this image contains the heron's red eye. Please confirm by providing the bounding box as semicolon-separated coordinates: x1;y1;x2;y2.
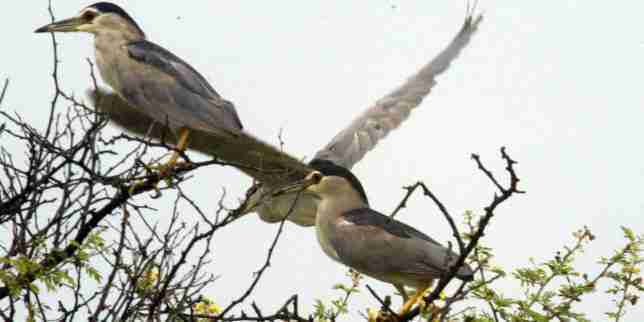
82;11;97;21
312;172;323;183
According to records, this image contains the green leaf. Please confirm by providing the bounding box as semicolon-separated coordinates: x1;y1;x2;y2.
621;226;635;241
86;266;102;282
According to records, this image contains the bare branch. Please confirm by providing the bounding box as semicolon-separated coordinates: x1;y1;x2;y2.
400;147;524;321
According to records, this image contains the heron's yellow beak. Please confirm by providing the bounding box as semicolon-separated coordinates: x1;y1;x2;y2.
35;16;86;33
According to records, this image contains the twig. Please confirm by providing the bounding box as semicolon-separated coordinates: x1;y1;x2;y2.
389;182;423;219
365;284;398;318
400;147;524;321
44;0;61;140
218;190;304;318
0;78;9;106
391;181;466;254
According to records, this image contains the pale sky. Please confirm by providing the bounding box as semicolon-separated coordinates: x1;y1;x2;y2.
2;1;644;321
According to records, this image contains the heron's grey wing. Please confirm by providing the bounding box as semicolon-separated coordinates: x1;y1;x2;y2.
87;88;311;185
341;208;443;246
330;208;473;281
314;13;483;169
125;40;243;134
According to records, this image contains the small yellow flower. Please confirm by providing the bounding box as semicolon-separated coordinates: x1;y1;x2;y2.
194;302;206;313
136;268;160;291
622;265;640;274
144;269;159;282
207;303;222;314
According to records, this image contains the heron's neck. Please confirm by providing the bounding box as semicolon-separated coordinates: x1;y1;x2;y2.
314;191;365;262
93;31;143;95
315;191;366;225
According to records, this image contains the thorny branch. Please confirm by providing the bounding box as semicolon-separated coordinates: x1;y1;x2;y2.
0;78;311;322
397;147;524;321
218;189;305;319
0;4;314;321
391;181;467;254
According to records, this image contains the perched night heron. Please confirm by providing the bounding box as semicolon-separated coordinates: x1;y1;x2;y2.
88;11;483;226
35;2;243;172
283;170;474;316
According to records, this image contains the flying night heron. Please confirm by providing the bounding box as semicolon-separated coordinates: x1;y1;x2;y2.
88;11;483;226
35;2;244;173
281;170;474;316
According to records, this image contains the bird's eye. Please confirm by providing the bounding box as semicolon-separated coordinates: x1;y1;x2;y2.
82;11;97;21
312;172;323;183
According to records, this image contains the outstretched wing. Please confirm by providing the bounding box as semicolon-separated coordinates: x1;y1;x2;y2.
124;40;243;135
314;13;483;169
88;88;311;186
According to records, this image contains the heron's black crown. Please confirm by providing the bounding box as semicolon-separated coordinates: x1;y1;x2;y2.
309;159;369;205
88;2;143;34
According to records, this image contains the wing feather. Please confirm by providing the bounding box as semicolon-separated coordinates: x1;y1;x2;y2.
126;40;243;134
315;13;483;168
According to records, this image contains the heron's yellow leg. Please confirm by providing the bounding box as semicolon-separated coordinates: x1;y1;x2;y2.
134;128;190;191
398;283;432;316
151;128;191;179
166;128;191;168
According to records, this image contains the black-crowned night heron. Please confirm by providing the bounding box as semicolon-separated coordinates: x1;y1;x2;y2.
87;12;483;226
35;2;244;173
286;170;474;316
